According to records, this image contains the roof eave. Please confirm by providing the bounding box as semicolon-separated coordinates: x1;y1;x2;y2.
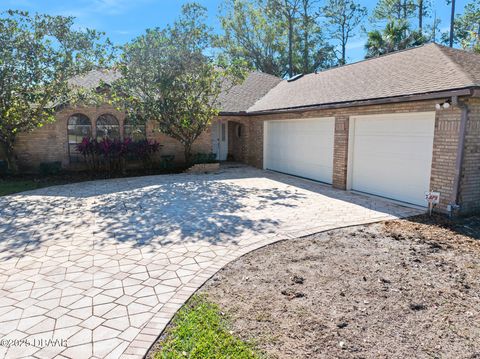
219;110;249;117
244;87;477;116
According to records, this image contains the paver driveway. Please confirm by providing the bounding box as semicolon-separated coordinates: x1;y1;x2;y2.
0;166;422;359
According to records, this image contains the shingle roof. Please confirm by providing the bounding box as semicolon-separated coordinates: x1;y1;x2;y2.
248;43;480;113
68;69;121;89
68;69;281;113
217;71;282;113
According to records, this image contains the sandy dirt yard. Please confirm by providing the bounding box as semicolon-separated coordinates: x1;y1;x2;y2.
201;215;480;359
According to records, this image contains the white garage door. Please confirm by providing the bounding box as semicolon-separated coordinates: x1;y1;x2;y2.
264;118;335;183
350;112;435;206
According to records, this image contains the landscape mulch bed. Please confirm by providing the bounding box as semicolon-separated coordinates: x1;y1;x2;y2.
196;214;480;358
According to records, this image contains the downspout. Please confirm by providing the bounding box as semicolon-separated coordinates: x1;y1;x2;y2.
449;97;469;216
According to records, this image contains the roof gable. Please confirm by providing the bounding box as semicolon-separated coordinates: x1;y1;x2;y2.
218;72;282;113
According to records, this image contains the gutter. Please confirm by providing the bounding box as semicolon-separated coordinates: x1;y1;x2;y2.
225;87;476;117
449;97;470;215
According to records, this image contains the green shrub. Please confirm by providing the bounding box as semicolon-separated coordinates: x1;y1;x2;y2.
39;161;62;176
192;153;217;164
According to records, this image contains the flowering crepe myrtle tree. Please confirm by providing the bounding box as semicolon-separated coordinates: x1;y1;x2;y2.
0;10;114;172
111;3;247;164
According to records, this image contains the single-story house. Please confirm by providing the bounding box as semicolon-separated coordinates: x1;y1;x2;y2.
5;43;480;214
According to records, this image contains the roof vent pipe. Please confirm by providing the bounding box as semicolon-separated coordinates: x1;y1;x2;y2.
287;74;304;82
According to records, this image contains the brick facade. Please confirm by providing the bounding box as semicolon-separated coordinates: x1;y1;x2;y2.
12;104;211;171
226;98;477;214
460;98;480;213
4;97;479;214
333;116;349;190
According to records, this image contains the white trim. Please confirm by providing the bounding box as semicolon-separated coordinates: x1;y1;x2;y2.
346;117;355;190
263;121;268;170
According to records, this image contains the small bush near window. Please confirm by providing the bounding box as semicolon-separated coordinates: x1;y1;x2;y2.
192;153;217;164
127;139;161;169
39;161;62;176
76;137;161;172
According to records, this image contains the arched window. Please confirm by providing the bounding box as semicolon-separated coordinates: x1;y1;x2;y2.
68;114;92;161
124;119;146;141
96;114;120;140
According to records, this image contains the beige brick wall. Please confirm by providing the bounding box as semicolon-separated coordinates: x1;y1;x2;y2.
333;116;349;190
11;98;477;214
429;106;462;211
227;99;466;213
13;104;212;171
459;98;480;213
224;117;250;162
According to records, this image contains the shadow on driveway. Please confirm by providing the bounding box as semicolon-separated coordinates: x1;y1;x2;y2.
0;171;308;261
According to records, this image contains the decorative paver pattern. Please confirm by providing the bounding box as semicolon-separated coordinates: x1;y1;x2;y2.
0;166;422;359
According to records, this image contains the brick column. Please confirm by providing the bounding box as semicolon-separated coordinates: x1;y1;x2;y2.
459;98;480;213
332;116;349;189
429;107;461;212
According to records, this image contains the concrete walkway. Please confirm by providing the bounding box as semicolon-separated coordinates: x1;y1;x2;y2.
0;166;422;359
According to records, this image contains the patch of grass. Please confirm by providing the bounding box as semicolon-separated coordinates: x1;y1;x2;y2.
0;180;42;196
154;295;262;359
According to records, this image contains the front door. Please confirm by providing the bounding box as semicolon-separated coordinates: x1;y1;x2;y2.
212;120;228;161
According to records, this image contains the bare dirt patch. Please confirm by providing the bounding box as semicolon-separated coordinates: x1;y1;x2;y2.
200;215;480;359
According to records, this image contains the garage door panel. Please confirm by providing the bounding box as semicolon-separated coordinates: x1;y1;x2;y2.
351;112;435;206
265;118;334;184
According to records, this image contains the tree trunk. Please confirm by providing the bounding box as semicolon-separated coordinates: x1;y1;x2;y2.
449;0;456;47
184;143;193;165
288;16;294;77
1;140;18;174
302;1;309;73
418;0;423;33
341;22;346;66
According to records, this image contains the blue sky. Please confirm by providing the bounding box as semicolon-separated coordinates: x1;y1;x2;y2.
1;0;471;63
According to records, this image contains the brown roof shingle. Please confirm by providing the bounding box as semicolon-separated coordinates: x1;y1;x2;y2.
248;43;480;112
68;69;281;113
218;71;282;113
68;69;121;89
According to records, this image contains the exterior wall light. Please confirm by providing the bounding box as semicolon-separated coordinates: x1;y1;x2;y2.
435;101;451;110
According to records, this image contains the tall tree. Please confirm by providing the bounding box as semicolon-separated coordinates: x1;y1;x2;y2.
365;20;426;58
449;0;456;47
272;0;301;77
371;0;416;21
299;0;335;73
445;2;480;52
218;0;334;76
427;11;442;42
112;3;246;163
416;0;431;33
0;10;112;172
218;0;287;77
322;0;367;65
